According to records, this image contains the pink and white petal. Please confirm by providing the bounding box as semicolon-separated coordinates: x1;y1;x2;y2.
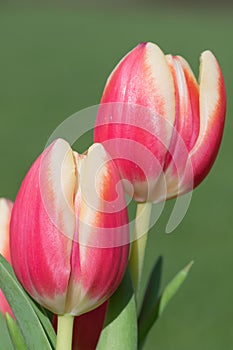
165;55;199;153
95;42;176;201
10;139;76;314
66;144;129;315
0;289;14;318
76;143;129;249
0;198;13;263
163;55;199;198
101;42;175;125
0;198;14;318
189;51;226;187
98;41;176;151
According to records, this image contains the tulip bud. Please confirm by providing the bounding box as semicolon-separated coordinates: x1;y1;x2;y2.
10;139;129;315
94;42;226;202
0;198;14;318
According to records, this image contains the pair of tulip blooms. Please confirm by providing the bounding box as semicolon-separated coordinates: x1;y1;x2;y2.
1;42;226;348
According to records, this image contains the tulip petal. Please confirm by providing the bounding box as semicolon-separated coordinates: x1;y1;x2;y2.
0;199;13;263
102;42;175;124
0;198;14;318
10;139;76;314
190;51;226;187
66;144;129;315
163;55;200;197
95;42;176;202
165;55;200;153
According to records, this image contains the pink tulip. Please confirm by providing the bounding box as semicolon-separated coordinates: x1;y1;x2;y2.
0;198;14;318
94;42;226;202
10;139;129;315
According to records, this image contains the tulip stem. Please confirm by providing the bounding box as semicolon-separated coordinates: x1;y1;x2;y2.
129;201;152;303
56;314;74;350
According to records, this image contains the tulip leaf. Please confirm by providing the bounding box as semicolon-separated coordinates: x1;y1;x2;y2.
0;312;15;350
139;255;163;323
96;268;137;350
159;261;193;316
5;313;27;350
0;254;55;350
138;261;193;349
29;300;56;347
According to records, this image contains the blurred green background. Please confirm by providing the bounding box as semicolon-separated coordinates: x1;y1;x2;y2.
0;1;232;349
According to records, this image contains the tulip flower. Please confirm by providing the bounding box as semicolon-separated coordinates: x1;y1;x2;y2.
10;139;129;318
0;198;14;318
94;42;226;203
94;41;226;300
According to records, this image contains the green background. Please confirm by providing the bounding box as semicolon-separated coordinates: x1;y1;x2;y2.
0;2;232;349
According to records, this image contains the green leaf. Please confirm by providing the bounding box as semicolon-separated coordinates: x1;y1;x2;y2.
5;313;27;350
139;256;163;322
0;313;15;350
159;261;193;316
97;268;137;350
0;254;55;350
29;300;56;347
138;261;193;348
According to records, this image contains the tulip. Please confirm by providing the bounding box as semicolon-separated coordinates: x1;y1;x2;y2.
0;198;14;318
94;42;226;300
94;42;226;202
10;139;129;316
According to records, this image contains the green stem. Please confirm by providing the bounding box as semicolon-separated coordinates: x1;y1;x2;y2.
129;202;152;303
56;314;74;350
